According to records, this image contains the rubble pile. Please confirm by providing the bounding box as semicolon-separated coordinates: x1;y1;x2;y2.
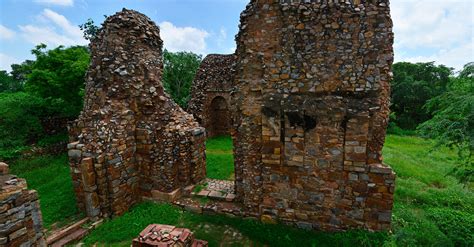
132;224;208;247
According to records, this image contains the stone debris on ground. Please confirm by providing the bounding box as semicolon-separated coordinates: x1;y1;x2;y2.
132;224;208;247
192;179;236;202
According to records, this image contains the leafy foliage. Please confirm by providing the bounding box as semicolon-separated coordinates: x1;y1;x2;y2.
162;50;202;108
418;63;474;183
0;70;23;93
0;92;46;160
391;62;452;129
79;18;101;41
24;44;90;117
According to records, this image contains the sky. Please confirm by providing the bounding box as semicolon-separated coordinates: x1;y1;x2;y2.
0;0;473;72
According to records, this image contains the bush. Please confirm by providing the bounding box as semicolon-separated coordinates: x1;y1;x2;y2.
0;92;46;160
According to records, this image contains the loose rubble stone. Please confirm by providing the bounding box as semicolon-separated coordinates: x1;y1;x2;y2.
231;0;396;231
0;163;46;246
132;224;208;247
68;9;206;219
188;54;236;138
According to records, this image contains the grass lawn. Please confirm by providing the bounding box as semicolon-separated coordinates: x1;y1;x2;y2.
9;135;473;246
205;135;234;180
383;135;473;246
9;154;80;229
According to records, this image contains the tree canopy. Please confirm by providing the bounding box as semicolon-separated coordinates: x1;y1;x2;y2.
162;50;202;108
391;62;453;129
23;44;90;117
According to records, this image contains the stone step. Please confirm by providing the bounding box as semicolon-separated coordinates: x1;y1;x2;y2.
46;218;89;246
50;228;88;247
192;179;236;202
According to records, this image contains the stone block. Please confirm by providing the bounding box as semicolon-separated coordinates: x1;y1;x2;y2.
151;188;182;202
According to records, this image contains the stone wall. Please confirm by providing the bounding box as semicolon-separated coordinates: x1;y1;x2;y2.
231;0;395;231
188;54;236;138
0;163;46;246
68;9;206;219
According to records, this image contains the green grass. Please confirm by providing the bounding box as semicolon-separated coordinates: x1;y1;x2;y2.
383;135;474;246
83;202;388;247
9;135;473;246
10;154;79;228
83;135;473;246
206;135;234;180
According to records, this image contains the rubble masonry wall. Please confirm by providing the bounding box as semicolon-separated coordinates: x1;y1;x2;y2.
231;0;395;231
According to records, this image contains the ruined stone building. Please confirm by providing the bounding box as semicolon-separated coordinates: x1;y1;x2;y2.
68;9;206;218
188;54;236;138
69;0;395;232
0;163;46;246
231;0;395;231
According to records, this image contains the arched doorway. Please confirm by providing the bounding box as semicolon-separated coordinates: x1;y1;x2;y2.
207;96;231;138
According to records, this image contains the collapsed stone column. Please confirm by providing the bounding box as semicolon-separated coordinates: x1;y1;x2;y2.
232;0;395;231
0;163;46;246
68;9;206;219
188;54;236;138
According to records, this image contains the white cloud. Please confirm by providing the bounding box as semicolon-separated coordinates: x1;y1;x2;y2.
19;9;86;47
396;43;473;72
217;27;227;47
392;0;473;70
0;53;20;72
42;9;83;38
34;0;74;7
0;25;15;40
159;21;209;54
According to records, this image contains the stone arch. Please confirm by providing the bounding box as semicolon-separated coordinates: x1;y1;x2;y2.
208;96;231;138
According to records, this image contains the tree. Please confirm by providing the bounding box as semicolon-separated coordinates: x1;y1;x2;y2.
79;18;101;41
418;62;474;183
162;50;202;108
0;92;46;160
391;62;453;129
10;60;34;83
0;71;22;93
24;44;90;117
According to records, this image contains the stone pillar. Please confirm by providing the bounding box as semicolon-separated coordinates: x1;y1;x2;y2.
68;9;206;219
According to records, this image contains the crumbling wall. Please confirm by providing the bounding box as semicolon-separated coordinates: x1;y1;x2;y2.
68;9;206;219
232;0;395;231
188;54;236;138
0;163;46;246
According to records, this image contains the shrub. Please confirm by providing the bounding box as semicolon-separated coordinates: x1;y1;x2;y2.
0;92;46;160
